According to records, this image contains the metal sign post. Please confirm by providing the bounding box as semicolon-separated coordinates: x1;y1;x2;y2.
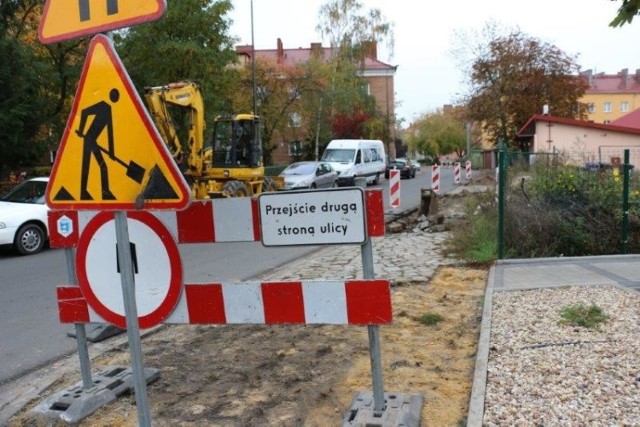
64;247;93;389
114;211;151;427
361;238;385;414
357;179;385;414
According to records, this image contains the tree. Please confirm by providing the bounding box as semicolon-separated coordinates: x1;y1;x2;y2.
332;111;371;138
115;0;237;125
610;0;640;27
316;0;394;63
316;0;395;152
296;58;334;160
406;109;467;160
228;57;329;164
0;0;86;173
459;26;588;149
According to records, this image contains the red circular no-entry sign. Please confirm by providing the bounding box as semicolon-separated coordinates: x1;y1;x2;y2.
76;211;182;329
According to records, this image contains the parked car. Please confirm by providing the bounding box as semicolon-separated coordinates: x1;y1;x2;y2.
385;160;415;179
396;157;420;174
0;177;50;255
279;161;338;190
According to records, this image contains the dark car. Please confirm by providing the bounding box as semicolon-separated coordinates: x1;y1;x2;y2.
385;160;415;179
396;157;420;174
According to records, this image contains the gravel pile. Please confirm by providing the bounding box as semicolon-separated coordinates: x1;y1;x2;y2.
484;285;640;425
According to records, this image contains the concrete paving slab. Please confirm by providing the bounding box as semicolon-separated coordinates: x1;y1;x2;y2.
492;255;640;291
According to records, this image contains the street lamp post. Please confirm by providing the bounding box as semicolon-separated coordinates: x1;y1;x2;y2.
250;0;257;116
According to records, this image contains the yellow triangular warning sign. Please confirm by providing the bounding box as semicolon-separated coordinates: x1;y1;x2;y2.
46;34;191;211
38;0;166;45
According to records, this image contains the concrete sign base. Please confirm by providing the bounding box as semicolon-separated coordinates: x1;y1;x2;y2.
32;365;159;424
342;391;423;426
67;324;125;342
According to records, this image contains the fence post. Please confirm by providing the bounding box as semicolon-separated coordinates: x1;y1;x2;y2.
497;141;506;260
622;149;631;254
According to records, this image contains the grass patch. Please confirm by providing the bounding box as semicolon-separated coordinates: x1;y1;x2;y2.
419;313;444;326
446;193;497;265
559;304;608;329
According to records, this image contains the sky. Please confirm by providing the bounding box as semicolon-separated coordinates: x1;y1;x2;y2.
228;0;640;128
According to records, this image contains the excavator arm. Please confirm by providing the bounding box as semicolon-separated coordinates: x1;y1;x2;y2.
144;81;206;175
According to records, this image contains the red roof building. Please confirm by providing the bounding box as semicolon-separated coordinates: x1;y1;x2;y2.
580;69;640;124
517;113;640;165
611;106;640;129
236;39;397;164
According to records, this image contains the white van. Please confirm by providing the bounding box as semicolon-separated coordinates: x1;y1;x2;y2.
320;139;386;186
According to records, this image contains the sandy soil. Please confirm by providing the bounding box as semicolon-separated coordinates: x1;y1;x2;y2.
14;267;487;426
12;189;490;426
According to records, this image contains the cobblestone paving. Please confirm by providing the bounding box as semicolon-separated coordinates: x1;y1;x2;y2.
256;231;456;282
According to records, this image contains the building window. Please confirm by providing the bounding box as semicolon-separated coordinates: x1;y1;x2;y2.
621;101;629;113
603;102;612;113
604;120;611;124
288;140;301;156
588;103;595;113
288;112;301;128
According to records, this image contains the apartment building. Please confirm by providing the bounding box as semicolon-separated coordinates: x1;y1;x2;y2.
580;68;640;124
236;39;397;165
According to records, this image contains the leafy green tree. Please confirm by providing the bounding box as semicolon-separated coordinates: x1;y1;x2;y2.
115;0;237;124
0;0;85;173
228;46;381;164
610;0;640;27
296;58;334;160
458;25;588;149
406;109;467;160
228;57;331;164
316;0;394;151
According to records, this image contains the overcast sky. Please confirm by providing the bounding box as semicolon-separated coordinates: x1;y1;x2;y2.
228;0;640;127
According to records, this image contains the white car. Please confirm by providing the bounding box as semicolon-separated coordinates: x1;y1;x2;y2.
0;177;50;255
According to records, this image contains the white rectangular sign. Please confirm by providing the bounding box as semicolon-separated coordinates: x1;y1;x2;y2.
259;188;366;246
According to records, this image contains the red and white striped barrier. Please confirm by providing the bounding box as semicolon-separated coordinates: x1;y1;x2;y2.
57;279;392;327
465;160;472;180
454;162;461;184
389;169;400;208
431;165;440;193
48;189;385;248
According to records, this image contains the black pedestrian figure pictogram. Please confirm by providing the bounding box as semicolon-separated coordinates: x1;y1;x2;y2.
76;88;120;200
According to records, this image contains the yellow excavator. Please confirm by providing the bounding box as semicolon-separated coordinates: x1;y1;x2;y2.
144;81;283;198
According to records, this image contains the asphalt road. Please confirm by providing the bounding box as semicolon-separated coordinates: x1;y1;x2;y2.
0;166;455;384
0;243;321;383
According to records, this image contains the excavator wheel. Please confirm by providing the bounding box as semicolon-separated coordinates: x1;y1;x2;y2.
262;177;279;193
222;180;250;197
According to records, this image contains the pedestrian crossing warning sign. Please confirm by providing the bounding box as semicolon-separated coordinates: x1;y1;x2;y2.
38;0;166;45
46;34;191;211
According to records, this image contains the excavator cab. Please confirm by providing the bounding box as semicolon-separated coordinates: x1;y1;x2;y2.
212;114;262;168
144;81;282;197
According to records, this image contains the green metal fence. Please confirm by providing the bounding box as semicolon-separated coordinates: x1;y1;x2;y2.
496;146;640;259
